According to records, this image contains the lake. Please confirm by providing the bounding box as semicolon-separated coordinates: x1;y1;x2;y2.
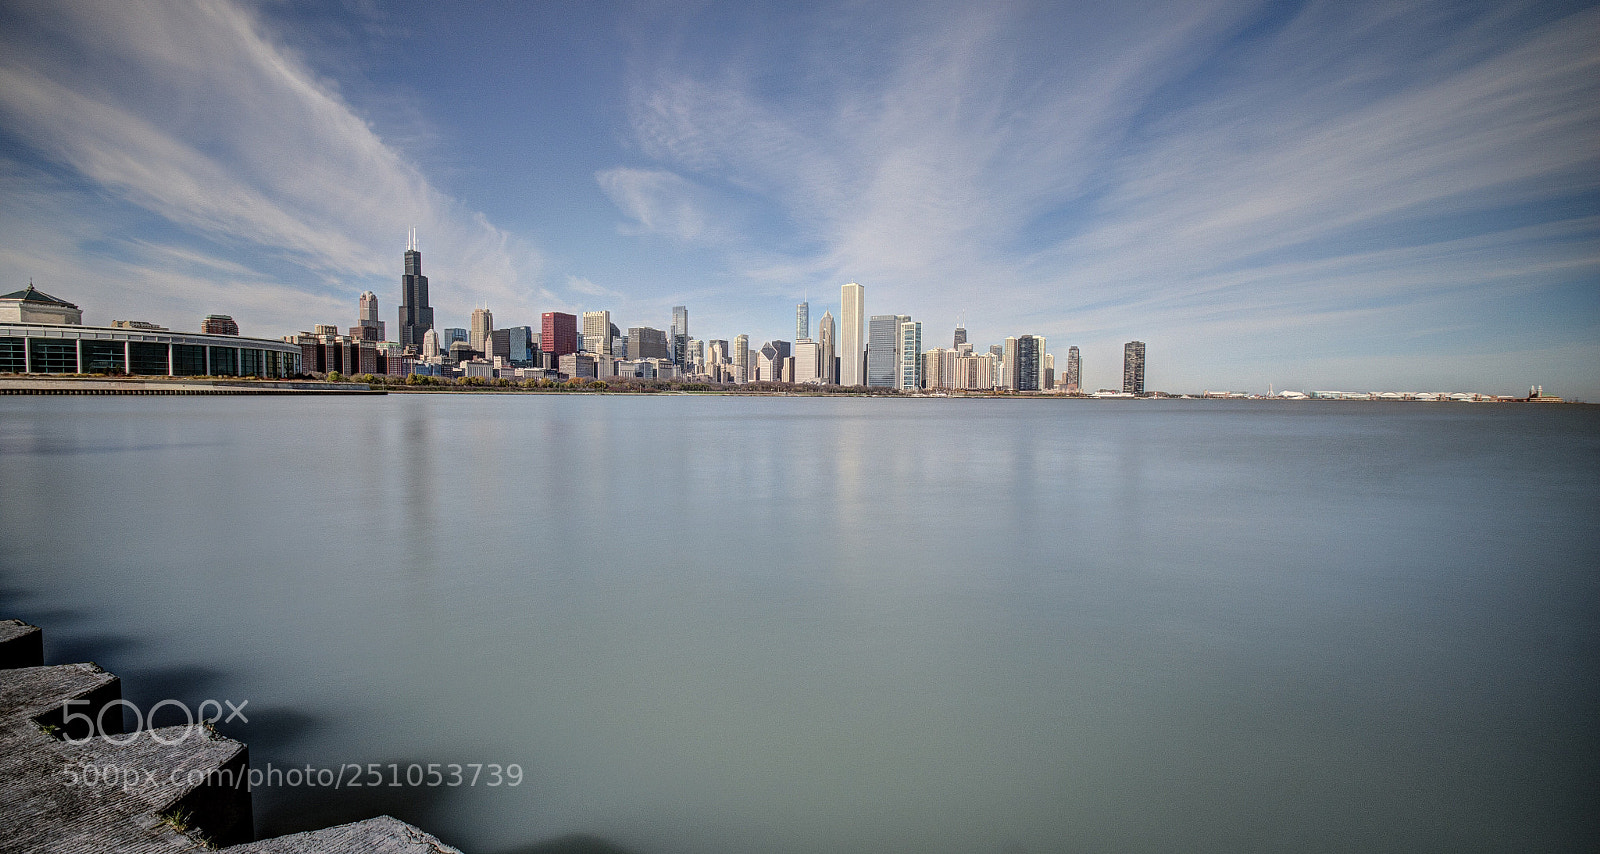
1;395;1596;853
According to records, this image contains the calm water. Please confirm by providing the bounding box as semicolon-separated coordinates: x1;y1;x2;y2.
1;396;1596;853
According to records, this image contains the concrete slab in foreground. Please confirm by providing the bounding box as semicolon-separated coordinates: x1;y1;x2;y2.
0;619;459;853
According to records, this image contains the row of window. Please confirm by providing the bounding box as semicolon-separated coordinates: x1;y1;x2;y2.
0;337;298;377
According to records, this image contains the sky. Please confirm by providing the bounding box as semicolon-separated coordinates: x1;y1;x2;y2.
0;0;1595;396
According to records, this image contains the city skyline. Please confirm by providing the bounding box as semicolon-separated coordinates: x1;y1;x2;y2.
0;1;1594;396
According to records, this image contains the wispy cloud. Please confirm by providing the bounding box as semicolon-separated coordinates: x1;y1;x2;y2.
0;0;541;332
607;0;1600;392
595;167;725;242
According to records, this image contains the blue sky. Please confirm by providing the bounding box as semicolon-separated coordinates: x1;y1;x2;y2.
0;0;1595;395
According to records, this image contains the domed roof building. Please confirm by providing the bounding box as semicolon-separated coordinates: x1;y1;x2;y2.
0;283;82;325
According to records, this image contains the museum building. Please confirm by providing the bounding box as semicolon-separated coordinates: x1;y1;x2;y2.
0;285;301;378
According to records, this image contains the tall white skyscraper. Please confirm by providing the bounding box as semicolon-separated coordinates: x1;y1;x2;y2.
470;308;493;353
817;311;837;385
582;310;612;354
840;282;864;386
796;300;809;342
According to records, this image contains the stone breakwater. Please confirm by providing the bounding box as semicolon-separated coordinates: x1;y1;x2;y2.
0;618;456;853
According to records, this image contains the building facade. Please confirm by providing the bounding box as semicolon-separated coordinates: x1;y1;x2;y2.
1123;340;1145;395
202;315;239;336
582;310;611;354
541;312;578;360
470;308;494;353
671;306;689;369
898;319;921;390
796;301;809;342
817;311;837;385
867;314;904;388
397;230;434;352
840;282;864;386
1066;346;1081;393
628;326;669;361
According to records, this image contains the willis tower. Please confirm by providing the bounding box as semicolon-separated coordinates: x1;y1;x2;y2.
398;229;434;351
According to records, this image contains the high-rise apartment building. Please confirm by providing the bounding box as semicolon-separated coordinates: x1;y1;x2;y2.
1001;335;1046;390
541;312;578;360
840;283;864;386
1066;346;1081;393
671;306;689;369
1045;352;1055;390
397;229;434;352
1015;335;1044;391
202;314;239;336
582;310;612;354
733;334;749;383
898;319;921;390
470;308;494;353
817;311;837;385
796;300;809;342
867;314;905;388
922;348;945;390
1123;340;1145;394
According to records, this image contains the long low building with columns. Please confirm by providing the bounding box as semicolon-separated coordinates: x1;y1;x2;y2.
0;285;301;378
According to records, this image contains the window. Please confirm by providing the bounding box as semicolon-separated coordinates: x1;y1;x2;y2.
81;340;125;374
129;342;169;375
208;346;239;376
0;338;24;373
28;338;78;373
240;348;264;377
172;344;205;376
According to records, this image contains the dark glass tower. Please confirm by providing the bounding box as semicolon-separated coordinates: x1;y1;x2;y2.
1123;340;1145;395
398;229;434;352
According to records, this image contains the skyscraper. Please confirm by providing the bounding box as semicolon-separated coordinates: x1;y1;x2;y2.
582;311;612;354
671;306;689;369
733;333;749;383
757;340;791;383
628;327;670;360
898;319;922;390
541;312;578;360
1123;340;1146;395
1066;346;1081;393
867;314;905;388
817;311;837;385
1009;335;1043;391
397;229;433;352
358;291;385;341
953;325;966;348
796;300;809;342
470;308;494;353
840;283;865;386
793;339;821;384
